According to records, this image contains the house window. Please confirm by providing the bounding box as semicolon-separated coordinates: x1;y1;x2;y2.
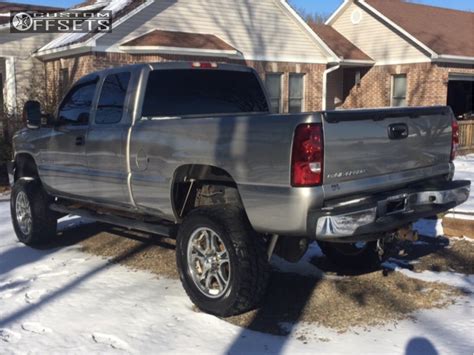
265;73;282;113
60;68;69;94
289;73;305;113
391;74;407;107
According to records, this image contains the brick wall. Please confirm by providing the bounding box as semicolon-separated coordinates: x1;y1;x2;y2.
340;62;474;109
44;52;326;112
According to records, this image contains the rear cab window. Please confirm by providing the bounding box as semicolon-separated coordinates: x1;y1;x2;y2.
96;72;131;124
141;69;269;118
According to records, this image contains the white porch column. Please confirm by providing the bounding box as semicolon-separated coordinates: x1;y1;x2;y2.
4;56;17;114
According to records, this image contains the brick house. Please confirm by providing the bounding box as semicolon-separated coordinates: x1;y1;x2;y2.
322;0;474;118
3;0;473;119
34;0;349;114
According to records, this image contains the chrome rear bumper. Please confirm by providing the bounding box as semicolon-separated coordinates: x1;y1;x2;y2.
310;180;470;241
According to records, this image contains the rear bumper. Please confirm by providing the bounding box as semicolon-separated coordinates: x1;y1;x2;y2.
308;180;470;242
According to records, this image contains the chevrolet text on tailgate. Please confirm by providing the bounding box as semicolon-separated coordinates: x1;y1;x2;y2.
9;62;470;316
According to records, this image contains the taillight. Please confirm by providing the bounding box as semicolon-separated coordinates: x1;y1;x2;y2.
451;118;459;161
291;123;324;187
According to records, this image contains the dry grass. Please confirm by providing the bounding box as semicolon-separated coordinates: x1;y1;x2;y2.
226;262;461;334
391;236;474;275
78;226;179;279
53;222;473;334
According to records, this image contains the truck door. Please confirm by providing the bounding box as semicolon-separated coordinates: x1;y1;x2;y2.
85;71;132;205
42;75;98;197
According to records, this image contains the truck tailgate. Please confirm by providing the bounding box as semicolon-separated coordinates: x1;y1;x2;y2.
322;107;453;186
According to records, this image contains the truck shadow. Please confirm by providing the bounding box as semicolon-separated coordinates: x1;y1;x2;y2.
226;235;471;354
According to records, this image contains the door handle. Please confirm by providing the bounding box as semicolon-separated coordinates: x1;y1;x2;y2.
388;123;409;140
75;136;85;146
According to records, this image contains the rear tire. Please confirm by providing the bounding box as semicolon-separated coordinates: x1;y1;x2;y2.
176;205;270;317
318;240;382;269
10;179;57;246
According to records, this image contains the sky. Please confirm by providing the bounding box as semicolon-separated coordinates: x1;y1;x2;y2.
6;0;474;13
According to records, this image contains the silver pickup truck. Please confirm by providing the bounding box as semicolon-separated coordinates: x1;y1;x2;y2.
9;62;470;316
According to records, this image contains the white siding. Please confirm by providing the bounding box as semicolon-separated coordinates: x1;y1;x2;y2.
96;0;329;63
332;2;429;64
0;31;58;112
0;32;56;57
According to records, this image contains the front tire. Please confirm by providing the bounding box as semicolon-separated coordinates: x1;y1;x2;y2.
10;179;57;246
176;205;270;317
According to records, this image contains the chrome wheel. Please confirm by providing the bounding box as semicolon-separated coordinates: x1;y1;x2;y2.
15;191;32;236
187;227;231;299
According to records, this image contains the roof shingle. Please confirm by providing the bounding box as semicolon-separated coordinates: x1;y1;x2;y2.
310;23;372;61
365;0;474;58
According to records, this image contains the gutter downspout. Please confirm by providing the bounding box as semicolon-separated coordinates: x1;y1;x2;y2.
322;64;340;111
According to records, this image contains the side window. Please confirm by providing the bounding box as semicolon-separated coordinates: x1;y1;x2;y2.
391;74;407;107
58;78;98;125
96;72;131;124
289;73;305;113
265;73;282;113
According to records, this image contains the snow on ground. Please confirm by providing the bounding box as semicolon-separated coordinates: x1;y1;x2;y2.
446;154;474;220
1;201;474;354
413;218;444;237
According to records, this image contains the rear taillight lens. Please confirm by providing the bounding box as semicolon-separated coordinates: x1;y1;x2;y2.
451;118;459;161
291;123;324;187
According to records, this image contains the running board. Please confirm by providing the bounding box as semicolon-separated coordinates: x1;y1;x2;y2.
50;203;177;238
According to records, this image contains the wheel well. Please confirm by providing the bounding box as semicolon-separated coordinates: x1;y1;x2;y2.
14;154;39;181
171;165;244;220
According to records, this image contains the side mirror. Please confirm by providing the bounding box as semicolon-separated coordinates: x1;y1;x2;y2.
23;100;42;129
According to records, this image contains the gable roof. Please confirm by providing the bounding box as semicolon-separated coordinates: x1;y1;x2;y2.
38;0;149;52
36;0;341;63
310;23;373;62
364;0;474;58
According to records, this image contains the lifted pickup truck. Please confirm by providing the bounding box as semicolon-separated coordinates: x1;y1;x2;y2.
9;62;470;316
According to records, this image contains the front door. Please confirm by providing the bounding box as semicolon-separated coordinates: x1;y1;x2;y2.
41;75;99;198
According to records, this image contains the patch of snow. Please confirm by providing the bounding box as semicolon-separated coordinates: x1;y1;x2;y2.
0;199;473;353
271;243;325;278
21;322;52;334
449;154;474;219
0;328;22;343
397;268;474;294
74;1;109;11
413;219;444;237
91;332;132;351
